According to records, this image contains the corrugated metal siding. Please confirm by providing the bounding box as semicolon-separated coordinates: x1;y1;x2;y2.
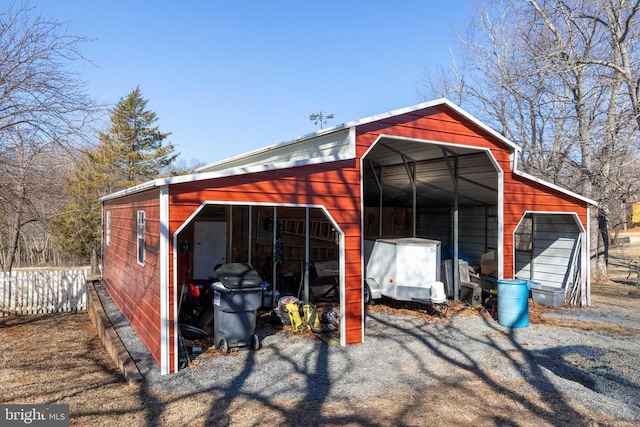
531;215;580;288
418;207;450;243
504;175;588;277
198;129;353;173
357;109;494;147
459;206;490;263
102;190;162;366
168;160;364;345
516;253;532;278
533;237;578;287
418;206;492;266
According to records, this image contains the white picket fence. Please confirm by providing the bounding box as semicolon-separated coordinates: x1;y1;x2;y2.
0;269;89;316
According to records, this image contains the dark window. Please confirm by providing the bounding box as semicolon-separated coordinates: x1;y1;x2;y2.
137;210;145;265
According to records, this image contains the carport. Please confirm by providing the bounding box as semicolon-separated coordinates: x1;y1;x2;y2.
362;136;501;299
101;98;595;374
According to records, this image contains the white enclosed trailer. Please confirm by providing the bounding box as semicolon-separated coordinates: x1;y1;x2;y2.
364;237;445;303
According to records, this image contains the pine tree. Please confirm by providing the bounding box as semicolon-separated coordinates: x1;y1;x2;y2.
99;86;177;184
49;156;105;262
50;87;177;266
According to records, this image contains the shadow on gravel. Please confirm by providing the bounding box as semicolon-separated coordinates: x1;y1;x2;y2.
536;345;640;408
204;348;259;425
196;337;382;426
366;310;602;426
129;307;639;425
91;278;638;425
132;334;382;425
535;346;597;390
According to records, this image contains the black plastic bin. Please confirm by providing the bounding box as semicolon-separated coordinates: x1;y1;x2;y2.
211;263;263;353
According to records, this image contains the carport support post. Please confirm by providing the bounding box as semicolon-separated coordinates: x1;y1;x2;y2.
367;159;384;236
530;214;536;281
304;207;310;302
248;206;252;264
229;207;233;262
272;207;278;309
443;149;460;301
453;161;459;301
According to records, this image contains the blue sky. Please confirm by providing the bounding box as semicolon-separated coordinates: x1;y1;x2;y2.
36;1;472;165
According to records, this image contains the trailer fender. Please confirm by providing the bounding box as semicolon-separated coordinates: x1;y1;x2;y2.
365;278;382;300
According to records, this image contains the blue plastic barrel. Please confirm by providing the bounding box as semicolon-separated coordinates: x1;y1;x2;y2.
497;279;529;328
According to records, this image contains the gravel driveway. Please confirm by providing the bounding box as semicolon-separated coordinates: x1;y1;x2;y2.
96;282;640;426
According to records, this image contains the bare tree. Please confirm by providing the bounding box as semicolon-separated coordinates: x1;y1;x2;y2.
161;157;207;176
421;0;640;280
0;2;97;272
0;3;95;141
0;125;76;271
525;0;640;275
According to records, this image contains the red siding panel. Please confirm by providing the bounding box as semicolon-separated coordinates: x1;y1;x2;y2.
502;173;588;277
166;160;365;346
103;190;163;366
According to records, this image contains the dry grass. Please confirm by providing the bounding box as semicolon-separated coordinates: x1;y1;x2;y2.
607;229;640;286
0;313;149;426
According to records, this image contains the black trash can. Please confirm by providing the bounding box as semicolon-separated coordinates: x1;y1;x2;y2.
211;263;263;353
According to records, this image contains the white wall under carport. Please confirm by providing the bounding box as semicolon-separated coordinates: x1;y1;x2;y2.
514;211;589;304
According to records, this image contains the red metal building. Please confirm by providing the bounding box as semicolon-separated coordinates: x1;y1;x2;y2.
101;99;595;374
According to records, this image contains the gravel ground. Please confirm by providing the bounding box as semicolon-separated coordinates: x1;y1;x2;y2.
96;282;640;424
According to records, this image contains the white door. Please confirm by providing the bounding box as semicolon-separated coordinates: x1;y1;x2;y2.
193;221;227;280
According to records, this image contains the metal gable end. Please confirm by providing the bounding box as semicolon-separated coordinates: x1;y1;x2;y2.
196;127;356;174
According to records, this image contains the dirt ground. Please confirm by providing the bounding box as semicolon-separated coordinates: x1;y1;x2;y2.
1;235;640;426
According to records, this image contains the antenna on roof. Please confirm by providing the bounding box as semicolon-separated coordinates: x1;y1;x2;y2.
309;112;334;129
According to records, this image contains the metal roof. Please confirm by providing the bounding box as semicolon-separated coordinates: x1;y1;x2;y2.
195;98;519;174
363;135;501;208
100;99;596;207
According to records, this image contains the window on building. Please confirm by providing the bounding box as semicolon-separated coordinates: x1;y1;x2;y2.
106;211;111;246
137;210;145;265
